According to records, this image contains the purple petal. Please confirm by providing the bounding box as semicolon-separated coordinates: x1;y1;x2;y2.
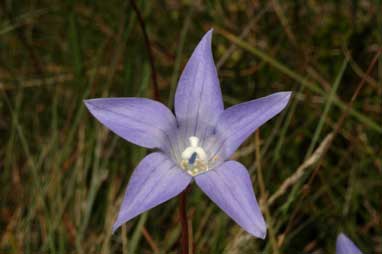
112;152;192;232
84;98;177;150
336;233;362;254
195;161;266;238
215;92;291;159
174;29;223;138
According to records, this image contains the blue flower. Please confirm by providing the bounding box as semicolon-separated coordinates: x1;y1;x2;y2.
85;29;291;238
336;233;362;254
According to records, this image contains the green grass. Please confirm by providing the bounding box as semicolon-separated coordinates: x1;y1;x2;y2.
1;1;381;253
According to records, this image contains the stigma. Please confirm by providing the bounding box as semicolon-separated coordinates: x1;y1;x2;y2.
181;136;209;176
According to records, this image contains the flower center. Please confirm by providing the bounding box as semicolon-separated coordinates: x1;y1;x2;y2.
180;136;209;176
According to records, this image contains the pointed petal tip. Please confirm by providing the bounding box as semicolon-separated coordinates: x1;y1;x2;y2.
237;213;266;239
337;232;346;239
83;98;97;108
259;230;267;240
249;226;267;239
83;99;94;111
83;99;90;106
273;91;292;108
249;217;267;239
229;207;266;239
111;220;123;234
111;224;119;234
277;91;292;101
199;28;214;47
83;98;103;113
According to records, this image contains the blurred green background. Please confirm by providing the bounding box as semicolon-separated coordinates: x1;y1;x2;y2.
1;1;381;253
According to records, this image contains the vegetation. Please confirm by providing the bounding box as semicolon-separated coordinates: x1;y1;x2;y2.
1;1;381;253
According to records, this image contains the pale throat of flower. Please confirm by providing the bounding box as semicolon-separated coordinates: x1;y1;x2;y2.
180;136;212;176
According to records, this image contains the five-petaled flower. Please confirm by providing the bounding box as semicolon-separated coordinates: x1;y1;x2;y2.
84;29;291;238
336;233;362;254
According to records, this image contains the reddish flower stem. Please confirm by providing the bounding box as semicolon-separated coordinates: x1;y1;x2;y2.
179;189;189;254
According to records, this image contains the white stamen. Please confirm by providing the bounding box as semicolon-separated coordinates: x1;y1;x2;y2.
189;136;199;147
180;136;209;176
181;136;205;161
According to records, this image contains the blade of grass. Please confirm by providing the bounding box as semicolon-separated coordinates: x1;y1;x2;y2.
306;58;348;157
128;213;148;254
272;86;302;162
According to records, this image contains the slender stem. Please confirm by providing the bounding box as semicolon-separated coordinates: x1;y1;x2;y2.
179;189;189;254
129;0;160;100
